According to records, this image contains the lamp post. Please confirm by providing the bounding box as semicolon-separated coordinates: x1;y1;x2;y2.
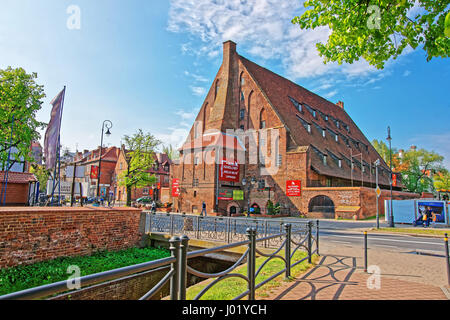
374;159;381;229
387;126;394;227
96;120;113;199
242;176;256;216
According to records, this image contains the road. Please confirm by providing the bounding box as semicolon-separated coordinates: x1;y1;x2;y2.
149;213;448;256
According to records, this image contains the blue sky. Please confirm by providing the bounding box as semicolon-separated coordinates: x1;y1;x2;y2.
0;0;449;167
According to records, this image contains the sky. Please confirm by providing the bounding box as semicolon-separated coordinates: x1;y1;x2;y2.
0;0;449;167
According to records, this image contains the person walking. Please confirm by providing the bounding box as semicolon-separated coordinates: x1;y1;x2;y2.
201;201;207;217
151;200;157;214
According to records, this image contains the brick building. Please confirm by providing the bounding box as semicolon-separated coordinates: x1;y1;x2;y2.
61;146;119;197
171;41;417;219
0;171;37;206
112;146;172;204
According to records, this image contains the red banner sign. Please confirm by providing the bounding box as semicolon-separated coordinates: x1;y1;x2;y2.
172;179;180;197
286;180;301;197
392;173;397;187
219;159;240;182
90;166;99;179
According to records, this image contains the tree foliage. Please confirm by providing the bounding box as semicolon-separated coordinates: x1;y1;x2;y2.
292;1;450;69
434;168;450;191
0;67;46;171
29;164;50;193
162;144;179;160
118;129;161;206
397;148;444;193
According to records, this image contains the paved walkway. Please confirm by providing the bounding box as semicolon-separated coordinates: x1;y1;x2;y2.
262;242;449;300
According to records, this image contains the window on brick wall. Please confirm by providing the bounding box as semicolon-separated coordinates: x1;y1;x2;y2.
240;109;245;120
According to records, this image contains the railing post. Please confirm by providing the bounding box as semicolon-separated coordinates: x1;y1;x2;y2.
247;227;257;300
227;218;231;244
316;220;320;256
264;221;268;248
196;216;200;239
149;212;153;233
178;235;189;300
445;233;450;286
284;224;291;279
307;221;312;264
169;236;181;300
364;231;368;273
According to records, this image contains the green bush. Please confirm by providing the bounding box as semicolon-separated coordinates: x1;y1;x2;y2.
0;247;170;296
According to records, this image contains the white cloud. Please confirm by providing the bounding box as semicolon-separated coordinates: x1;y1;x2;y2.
190;86;207;96
403;70;411;77
324;90;338;99
167;0;397;80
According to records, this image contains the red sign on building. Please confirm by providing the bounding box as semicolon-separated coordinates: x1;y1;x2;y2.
172;179;180;197
90;166;99;179
219;159;240;182
286;180;301;197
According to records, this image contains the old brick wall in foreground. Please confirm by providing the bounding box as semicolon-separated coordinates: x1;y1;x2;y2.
0;207;143;268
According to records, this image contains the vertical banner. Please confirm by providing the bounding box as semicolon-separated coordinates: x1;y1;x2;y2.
90;166;99;179
172;178;180;197
286;180;301;197
44;88;65;170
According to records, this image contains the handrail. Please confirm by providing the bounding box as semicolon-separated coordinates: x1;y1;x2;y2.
0;218;320;301
0;256;176;300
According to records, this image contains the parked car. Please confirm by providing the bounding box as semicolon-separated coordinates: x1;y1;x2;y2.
136;196;153;204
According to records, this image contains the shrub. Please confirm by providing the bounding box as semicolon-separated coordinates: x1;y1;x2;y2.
0;247;170;296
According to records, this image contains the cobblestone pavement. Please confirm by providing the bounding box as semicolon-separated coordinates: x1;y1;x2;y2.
262;242;449;300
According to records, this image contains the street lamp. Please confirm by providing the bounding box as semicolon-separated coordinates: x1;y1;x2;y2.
374;159;381;229
242;176;256;216
96;120;113;199
387;126;394;228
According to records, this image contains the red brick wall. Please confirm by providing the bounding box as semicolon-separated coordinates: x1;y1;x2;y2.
0;207;143;268
0;183;29;206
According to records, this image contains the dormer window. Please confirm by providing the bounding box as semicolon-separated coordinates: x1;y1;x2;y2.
322;129;326;138
323;155;327;166
339;159;342;168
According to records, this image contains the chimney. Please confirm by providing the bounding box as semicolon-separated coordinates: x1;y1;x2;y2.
336;101;344;109
410;145;417;150
223;40;236;65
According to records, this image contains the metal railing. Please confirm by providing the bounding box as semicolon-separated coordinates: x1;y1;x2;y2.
0;220;319;301
144;212;313;248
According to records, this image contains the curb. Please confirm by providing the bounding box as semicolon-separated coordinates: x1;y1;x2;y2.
369;229;448;239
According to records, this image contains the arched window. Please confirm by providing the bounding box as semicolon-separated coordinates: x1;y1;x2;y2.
240;72;245;87
215;80;220;100
274;136;280;167
259;109;267;129
308;195;335;213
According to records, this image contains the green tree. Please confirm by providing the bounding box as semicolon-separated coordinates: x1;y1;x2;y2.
399;148;444;193
434;168;450;191
292;1;450;69
371;139;397;168
29;164;50;193
162;144;179;160
118;130;161;206
0;67;46;171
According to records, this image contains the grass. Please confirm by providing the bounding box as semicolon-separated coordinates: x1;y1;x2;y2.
186;250;317;300
371;227;449;236
363;215;385;221
0;247;170;296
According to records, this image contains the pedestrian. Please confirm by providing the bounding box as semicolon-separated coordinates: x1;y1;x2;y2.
151;200;156;214
201;201;207;217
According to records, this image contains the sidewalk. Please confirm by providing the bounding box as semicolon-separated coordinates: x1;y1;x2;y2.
261;242;449;300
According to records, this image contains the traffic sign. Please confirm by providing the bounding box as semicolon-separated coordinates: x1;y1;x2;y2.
375;186;381;198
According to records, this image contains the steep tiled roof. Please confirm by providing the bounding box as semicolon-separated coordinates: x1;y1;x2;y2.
0;171;37;184
239;55;391;186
